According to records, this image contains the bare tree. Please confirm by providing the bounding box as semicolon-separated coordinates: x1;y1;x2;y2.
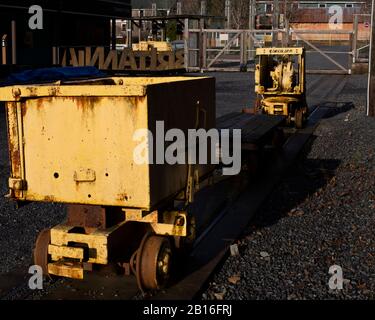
182;0;225;16
362;0;373;13
206;0;225;17
182;0;201;14
230;0;249;29
283;0;300;24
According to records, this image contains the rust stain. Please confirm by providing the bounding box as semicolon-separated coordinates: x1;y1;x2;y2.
74;96;101;111
48;87;61;96
21;103;27;117
7;104;21;176
127;96;145;108
21;97;50;117
116;192;129;202
10;148;20;170
126;96;146;125
43;195;56;202
36;99;43;110
26;87;38;97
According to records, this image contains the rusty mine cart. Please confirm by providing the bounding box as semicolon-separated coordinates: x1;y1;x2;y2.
0;76;218;292
0;73;286;292
255;47;308;129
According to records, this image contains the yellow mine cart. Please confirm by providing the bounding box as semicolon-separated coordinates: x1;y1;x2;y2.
0;75;215;291
255;47;308;128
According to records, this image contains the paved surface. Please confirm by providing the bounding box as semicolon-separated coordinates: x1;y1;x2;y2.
209;72;349;117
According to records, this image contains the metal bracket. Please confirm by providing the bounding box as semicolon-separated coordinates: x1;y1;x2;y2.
122;209;187;237
8;177;27;191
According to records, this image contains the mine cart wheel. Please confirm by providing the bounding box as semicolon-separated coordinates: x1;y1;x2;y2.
136;234;172;291
295;109;304;129
33;229;51;277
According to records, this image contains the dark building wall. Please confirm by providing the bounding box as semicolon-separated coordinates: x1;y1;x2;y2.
0;0;131;68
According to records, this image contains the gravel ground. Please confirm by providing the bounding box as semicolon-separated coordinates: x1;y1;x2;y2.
0;109;65;275
0;72;372;300
204;75;375;300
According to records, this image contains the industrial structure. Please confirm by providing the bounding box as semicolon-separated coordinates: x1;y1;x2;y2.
0;0;131;77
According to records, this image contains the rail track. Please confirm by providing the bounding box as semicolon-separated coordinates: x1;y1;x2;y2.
0;100;353;301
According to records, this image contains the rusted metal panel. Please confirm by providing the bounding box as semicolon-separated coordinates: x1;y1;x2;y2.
0;83;146;100
5;101;26;199
66;204;125;230
66;205;106;230
0;76;216;210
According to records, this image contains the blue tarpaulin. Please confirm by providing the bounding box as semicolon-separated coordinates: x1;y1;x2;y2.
1;67;106;86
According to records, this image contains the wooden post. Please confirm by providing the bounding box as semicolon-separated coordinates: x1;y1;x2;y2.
200;1;207;70
202;30;207;70
138;10;143;43
348;32;353;74
240;31;247;71
368;0;375;116
201;1;207;16
249;0;255;60
152;3;157;16
111;18;116;50
52;46;57;65
11;20;16;65
184;18;189;70
1;34;7;65
353;14;358;64
127;20;132;48
225;0;231;29
272;0;279;47
282;0;290;46
199;17;205;71
240;32;244;66
284;17;290;47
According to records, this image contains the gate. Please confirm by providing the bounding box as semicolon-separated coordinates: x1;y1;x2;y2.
184;25;354;74
352;13;371;64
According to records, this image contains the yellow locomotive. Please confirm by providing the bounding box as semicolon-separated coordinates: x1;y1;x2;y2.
255;47;308;128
